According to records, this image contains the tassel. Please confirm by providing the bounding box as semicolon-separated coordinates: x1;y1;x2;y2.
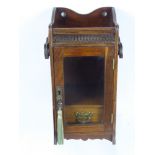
57;108;64;144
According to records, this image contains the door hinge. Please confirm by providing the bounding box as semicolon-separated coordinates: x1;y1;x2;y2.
111;113;113;124
112;58;115;70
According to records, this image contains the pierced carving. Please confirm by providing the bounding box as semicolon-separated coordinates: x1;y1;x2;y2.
53;34;115;43
64;134;112;142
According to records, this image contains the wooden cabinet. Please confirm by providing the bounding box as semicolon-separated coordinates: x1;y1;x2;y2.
44;7;123;144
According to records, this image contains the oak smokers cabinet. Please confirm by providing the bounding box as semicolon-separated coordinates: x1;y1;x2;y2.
44;7;123;145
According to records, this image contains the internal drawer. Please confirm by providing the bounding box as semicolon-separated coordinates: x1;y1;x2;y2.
64;105;103;124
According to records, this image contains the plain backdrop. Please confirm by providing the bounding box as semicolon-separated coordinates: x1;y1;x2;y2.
0;0;155;155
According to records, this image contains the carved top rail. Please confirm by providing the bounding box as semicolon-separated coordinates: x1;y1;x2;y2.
50;7;118;28
53;34;115;44
47;7;119;46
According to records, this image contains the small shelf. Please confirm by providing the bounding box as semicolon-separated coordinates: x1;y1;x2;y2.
65;122;104;126
64;105;103;108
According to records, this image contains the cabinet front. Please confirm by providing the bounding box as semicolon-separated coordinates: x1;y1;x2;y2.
53;46;114;137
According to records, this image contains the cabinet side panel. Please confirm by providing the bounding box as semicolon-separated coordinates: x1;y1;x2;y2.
50;46;57;144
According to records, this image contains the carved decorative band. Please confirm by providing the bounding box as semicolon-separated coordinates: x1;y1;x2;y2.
53;34;115;43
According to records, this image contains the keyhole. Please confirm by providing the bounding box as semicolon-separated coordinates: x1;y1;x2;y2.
58;90;61;95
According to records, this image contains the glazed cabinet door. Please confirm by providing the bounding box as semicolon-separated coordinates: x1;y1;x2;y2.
53;46;115;138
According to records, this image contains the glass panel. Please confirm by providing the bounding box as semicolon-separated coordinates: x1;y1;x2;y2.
63;56;104;105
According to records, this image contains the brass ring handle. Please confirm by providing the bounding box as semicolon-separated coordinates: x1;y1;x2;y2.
118;42;123;58
118;37;123;58
44;37;50;59
75;112;93;124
